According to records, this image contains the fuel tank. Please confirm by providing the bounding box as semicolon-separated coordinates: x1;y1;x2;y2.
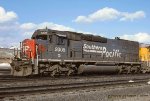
78;65;119;74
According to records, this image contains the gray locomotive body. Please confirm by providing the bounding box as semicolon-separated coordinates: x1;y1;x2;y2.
11;29;141;76
32;29;140;76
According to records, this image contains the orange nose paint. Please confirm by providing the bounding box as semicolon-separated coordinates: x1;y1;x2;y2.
22;39;36;59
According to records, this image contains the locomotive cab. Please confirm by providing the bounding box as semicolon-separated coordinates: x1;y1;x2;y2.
32;29;68;60
31;29;70;76
11;29;51;76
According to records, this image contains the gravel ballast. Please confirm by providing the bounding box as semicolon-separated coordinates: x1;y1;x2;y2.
2;82;150;101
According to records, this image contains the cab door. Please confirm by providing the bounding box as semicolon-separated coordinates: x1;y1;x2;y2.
53;34;68;60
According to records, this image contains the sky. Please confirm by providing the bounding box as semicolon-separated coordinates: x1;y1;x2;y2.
0;0;150;48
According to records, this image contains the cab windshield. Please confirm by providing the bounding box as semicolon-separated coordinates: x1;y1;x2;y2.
36;35;47;40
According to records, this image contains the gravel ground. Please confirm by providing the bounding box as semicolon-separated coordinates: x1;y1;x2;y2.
2;83;150;101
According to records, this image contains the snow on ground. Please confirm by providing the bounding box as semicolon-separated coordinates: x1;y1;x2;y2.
147;81;150;85
128;80;134;83
0;63;11;69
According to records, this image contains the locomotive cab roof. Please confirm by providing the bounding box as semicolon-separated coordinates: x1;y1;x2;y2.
31;28;107;43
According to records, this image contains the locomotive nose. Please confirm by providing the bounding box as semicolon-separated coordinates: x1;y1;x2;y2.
22;39;36;59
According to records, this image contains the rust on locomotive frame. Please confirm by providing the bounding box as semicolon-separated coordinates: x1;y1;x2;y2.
10;28;149;76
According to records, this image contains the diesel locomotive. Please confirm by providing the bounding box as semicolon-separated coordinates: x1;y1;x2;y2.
10;28;150;76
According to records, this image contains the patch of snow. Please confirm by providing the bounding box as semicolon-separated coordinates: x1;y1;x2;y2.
0;63;11;69
0;63;10;66
128;80;134;83
147;81;150;85
10;46;19;49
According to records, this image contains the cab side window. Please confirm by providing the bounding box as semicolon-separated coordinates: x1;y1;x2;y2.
57;37;65;45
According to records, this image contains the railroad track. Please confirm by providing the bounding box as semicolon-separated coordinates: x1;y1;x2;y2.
0;78;149;98
0;74;150;82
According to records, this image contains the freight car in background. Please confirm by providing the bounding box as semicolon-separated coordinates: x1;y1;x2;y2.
139;44;150;73
10;28;150;76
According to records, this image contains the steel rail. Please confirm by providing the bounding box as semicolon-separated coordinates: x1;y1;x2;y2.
0;78;149;97
0;74;150;82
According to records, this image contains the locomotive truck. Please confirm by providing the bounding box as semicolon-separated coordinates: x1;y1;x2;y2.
10;28;150;76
